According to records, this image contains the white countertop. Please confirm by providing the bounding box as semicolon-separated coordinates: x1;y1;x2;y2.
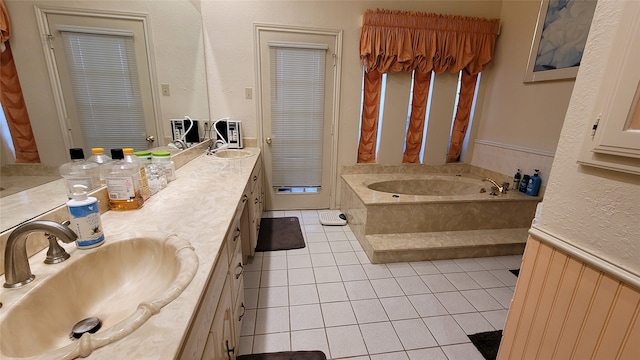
0;148;261;359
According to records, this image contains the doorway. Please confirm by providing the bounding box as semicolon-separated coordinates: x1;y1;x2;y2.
256;25;342;211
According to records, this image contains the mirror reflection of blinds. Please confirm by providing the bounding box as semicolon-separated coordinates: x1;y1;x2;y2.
269;42;327;188
59;27;148;152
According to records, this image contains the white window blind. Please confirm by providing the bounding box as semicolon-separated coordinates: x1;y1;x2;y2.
60;28;148;152
269;43;326;188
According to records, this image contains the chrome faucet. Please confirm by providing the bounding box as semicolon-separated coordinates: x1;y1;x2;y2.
4;220;77;288
482;177;507;194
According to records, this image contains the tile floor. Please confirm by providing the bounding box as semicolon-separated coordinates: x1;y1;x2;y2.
238;210;521;360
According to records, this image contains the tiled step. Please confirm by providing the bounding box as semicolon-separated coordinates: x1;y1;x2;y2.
363;228;529;263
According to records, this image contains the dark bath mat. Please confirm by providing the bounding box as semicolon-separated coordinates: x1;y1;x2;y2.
509;269;520;277
237;350;327;360
468;330;503;360
255;217;305;252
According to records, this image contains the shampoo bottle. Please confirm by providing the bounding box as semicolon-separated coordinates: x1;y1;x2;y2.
519;174;530;193
66;184;105;249
513;169;522;191
526;169;542;196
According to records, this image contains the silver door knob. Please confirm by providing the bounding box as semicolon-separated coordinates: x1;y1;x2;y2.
266;137;272;144
146;135;155;143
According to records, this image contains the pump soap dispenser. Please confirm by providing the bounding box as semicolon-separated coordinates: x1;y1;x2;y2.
526;169;542;197
66;184;105;249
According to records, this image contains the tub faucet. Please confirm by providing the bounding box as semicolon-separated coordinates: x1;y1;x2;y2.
482;178;506;194
3;220;77;288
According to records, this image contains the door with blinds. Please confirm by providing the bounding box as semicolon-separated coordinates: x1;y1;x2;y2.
44;12;158;154
258;27;339;210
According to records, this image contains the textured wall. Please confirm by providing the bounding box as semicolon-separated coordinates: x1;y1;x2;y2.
538;0;640;276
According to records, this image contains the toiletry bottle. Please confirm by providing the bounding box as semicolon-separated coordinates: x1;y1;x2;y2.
59;148;101;198
135;150;165;195
87;147;112;186
123;148;151;201
152;151;176;182
519;174;530;193
105;148;144;210
66;184;105;249
526;169;542;196
513;169;521;191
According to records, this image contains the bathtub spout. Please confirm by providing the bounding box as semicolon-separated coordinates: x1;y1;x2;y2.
482;178;505;194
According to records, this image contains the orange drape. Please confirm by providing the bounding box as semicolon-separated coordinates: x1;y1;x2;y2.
357;69;382;163
402;70;432;163
447;71;478;163
357;9;499;163
0;0;40;163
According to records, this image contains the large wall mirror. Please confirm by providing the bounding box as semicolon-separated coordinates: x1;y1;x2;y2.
1;0;210;233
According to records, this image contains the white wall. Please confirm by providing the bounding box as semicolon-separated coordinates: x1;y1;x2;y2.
3;0;209;167
470;0;576;184
540;0;640;275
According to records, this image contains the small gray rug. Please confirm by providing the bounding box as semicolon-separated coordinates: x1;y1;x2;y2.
237;350;326;360
255;217;305;252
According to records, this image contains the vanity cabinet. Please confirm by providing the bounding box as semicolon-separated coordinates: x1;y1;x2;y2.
242;155;264;262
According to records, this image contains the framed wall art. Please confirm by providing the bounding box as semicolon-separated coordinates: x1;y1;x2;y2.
524;0;597;83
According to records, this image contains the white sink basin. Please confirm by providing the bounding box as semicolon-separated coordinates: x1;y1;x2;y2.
0;234;198;359
212;149;253;159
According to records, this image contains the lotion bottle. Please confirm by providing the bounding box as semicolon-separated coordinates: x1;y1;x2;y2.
526;169;542;197
66;184;105;249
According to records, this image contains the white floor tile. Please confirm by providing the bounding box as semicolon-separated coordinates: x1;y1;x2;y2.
291;328;330;355
258;286;289;308
329;240;354;253
350;240;365;252
466;270;505;289
252;332;291;353
287;254;312;269
351;299;389;324
240;309;257;336
486;287;515;308
339;264;368;281
480;309;509;330
434;291;476;314
444;272;482;291
290;303;324;331
420;274;457;293
360;322;404;354
431;259;465;273
309;242;332;254
244;288;259;309
333;251;360;265
326;232;349;241
237;335;253;355
311;253;337;267
474;257;508;270
386;263;418;277
261;269;288;287
262;255;287;270
362;264;393;279
409;261;440;275
379;296;419;320
344;280;378;300
395;276;431;295
356;251;372;264
243;271;261;289
495;255;523;269
286;246;310;255
441;343;485;360
284;210;302;217
289;284;319;305
370;278;404;298
408;294;448;318
255;307;290;334
313;266;342;283
490;269;518;287
243;256;263;272
317;282;349;303
288;267;316;286
305;232;328;242
321;301;357;327
453;312;495;335
326;325;368;358
453;258;486;272
392;318;438;350
345;231;357;241
304;224;325;233
370;352;409;360
423;315;470;346
324;225;345;233
407;347;448;360
460;289;504;312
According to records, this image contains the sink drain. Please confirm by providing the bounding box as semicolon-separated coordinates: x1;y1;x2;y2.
70;317;101;339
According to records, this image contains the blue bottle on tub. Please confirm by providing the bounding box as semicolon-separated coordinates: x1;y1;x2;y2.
526;169;542;196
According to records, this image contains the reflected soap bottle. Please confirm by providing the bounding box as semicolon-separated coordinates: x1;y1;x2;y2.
105;149;144;211
59;148;101;198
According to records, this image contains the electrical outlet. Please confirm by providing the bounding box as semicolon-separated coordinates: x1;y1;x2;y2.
245;87;253;100
161;83;170;96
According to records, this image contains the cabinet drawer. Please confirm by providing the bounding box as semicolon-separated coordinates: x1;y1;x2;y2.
230;235;244;304
226;222;242;265
232;284;245;351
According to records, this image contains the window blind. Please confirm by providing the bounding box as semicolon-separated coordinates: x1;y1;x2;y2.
60;28;148;152
269;43;326;188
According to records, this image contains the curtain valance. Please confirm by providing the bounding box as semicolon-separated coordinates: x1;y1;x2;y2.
359;9;500;74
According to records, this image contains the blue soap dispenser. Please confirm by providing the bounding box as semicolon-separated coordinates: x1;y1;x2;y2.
67;184;105;249
526;169;542;197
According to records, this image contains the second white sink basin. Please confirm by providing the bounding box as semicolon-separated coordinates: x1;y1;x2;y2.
0;234;198;360
212;149;253;159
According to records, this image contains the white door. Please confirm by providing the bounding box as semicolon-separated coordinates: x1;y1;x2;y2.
257;26;340;210
44;12;158;154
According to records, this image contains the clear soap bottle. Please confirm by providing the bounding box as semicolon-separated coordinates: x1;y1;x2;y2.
123;148;151;201
87;147;112;186
59;148;101;198
105;148;144;210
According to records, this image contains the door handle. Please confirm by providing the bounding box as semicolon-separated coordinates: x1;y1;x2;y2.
146;135;155;143
266;137;272;145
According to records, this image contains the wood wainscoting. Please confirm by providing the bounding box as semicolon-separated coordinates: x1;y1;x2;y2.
498;231;640;359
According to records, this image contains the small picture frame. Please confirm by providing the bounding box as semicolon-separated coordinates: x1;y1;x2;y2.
523;0;597;83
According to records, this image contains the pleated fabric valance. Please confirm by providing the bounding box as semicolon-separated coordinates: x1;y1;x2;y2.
359;9;501;75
